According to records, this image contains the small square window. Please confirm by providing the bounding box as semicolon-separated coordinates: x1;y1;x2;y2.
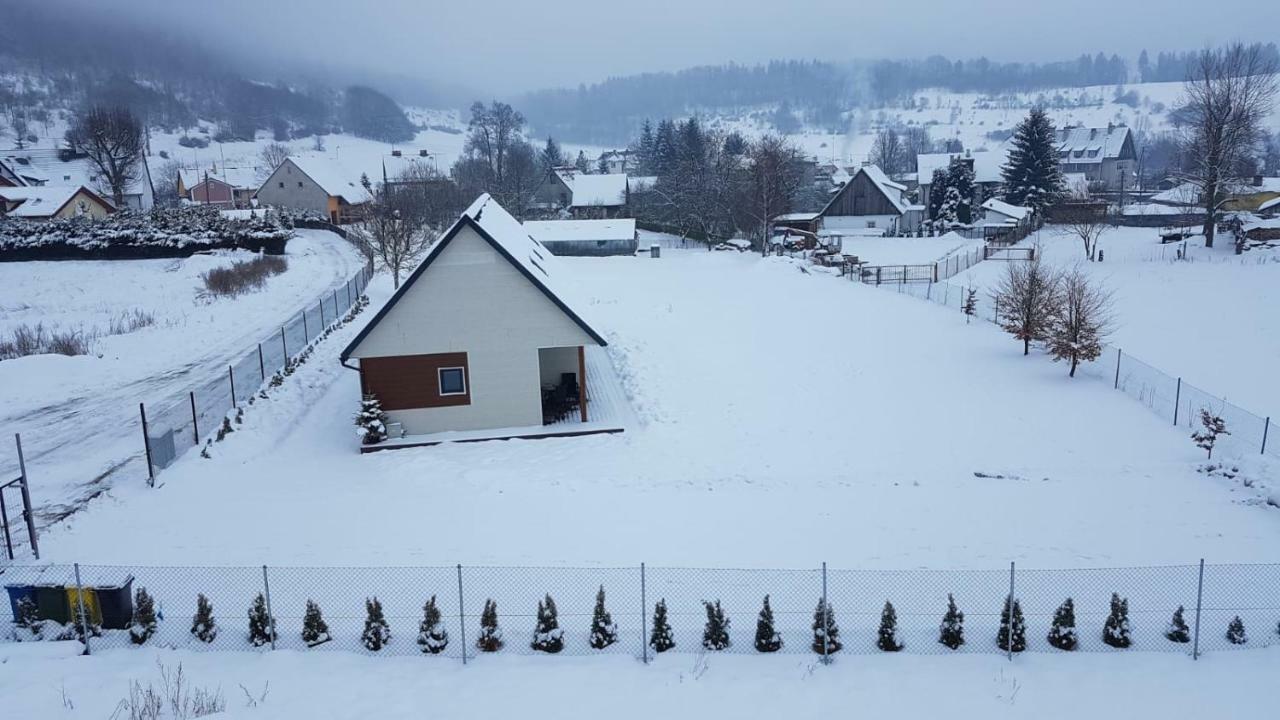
438;367;466;396
278;181;284;188
298;181;304;188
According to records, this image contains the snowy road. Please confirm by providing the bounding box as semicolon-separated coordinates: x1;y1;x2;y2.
0;229;365;533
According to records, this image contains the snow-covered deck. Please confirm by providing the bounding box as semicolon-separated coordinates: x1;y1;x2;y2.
365;345;633;450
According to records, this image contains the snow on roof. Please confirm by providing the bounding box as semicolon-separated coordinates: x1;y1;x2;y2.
524;218;636;243
981;198;1031;220
916;150;1006;185
2;149;149;197
1056;125;1130;163
1259;196;1280;213
0;185;108;217
773;212;820;222
555;169;628;207
288;155;371;204
180;165;262;190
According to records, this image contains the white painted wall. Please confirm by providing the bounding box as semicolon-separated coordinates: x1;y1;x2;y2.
348;225;598;435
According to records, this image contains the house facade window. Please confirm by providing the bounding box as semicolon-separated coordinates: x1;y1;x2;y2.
278;182;284;188
438;367;466;396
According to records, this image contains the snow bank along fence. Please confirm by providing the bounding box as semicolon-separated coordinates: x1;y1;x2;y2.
139;261;374;480
2;561;1277;661
881;279;1279;461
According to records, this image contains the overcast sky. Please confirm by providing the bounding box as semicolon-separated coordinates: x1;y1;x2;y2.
74;0;1280;97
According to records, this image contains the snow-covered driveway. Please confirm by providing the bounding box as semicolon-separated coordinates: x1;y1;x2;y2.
0;229;365;529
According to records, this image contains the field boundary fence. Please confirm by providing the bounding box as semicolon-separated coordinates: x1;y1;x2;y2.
139;261;374;481
878;277;1277;461
1;560;1276;662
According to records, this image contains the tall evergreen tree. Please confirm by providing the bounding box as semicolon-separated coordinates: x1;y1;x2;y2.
302;600;331;646
574;150;591;174
190;594;217;643
539;137;564;172
939;594;965;649
589;586;618;650
927;167;950;220
997;595;1027;652
476;599;503;652
417;595;449;654
702;600;731;651
633;119;656;174
531;594;565;653
1002;106;1064;212
1166;606;1191;643
248;593;276;647
811;598;842;654
362;597;391;651
128;587;157;645
649;599;675;653
945;158;976;224
653;119;679;177
1047;598;1078;651
754;595;783;652
1103;593;1132;649
877;601;904;652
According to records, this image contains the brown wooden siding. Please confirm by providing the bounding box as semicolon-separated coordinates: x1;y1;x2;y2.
824;171;898;217
360;352;471;411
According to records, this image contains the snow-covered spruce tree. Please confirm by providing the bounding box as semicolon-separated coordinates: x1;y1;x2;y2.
128;587;158;645
997;595;1027;652
702;600;731;651
1047;598;1078;651
1191;408;1230;459
938;185;962;227
945;157;976;225
812;598;842;654
650;599;675;653
191;593;217;643
72;601;103;642
1166;606;1191;643
877;601;904;652
13;597;43;641
1103;593;1132;649
962;289;978;324
302;600;331;646
927;167;950;220
531;594;565;653
1047;268;1114;377
1001;106;1064;213
248;593;276;647
1226;616;1248;645
589;586;618;650
476;599;503;652
417;595;449;654
939;594;965;650
354;394;388;445
362;597;391;651
995;254;1060;356
754;595;783;653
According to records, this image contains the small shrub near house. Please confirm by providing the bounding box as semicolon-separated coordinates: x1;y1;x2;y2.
248;593;276;647
1103;593;1132;649
1166;606;1191;643
128;587;158;645
191;594;217;643
416;596;449;654
362;597;391;651
649;599;675;653
877;601;904;652
476;599;503;652
754;595;782;653
1047;598;1078;651
812;598;841;654
939;594;965;650
589;587;618;650
702;600;731;651
997;595;1027;652
302;600;331;646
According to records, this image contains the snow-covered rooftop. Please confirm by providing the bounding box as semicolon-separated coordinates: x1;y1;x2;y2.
2;149;151;198
523;218;636;243
981;198;1031;221
917;150;1006;185
180;165;262;190
0;185;108;217
858;165;908;215
1056;125;1130;163
1259;196;1280;213
555;169;628;207
287;155;371;204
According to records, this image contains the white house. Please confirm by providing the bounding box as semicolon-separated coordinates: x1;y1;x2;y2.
523;218;638;256
916;150;1006;218
531;168;629;218
340;194;611;444
2;148;154;211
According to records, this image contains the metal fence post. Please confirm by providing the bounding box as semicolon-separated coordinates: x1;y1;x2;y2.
456;564;468;665
15;434;37;558
74;562;91;655
258;344;266;383
1192;559;1204;660
319;299;326;327
262;565;277;651
346;280;353;308
228;366;238;408
302;310;309;344
333;289;339;313
1114;348;1122;389
1006;561;1015;662
0;487;12;560
821;561;830;665
280;327;288;362
639;563;649;664
1262;417;1270;455
189;391;199;444
139;405;155;488
1173;378;1182;426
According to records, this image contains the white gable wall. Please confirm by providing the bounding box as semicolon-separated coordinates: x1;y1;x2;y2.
348;224;597;434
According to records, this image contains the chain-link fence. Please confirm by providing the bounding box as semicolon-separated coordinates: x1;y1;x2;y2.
2;562;1276;660
140;262;373;476
884;278;1277;460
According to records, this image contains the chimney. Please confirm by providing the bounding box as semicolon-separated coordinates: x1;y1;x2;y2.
1089;128;1098;140
419;150;429;157
391;149;402;157
1254;175;1264;187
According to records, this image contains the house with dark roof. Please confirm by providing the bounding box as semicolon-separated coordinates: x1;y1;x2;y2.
340;194;621;446
255;156;370;223
1056;125;1137;191
772;164;909;238
530;168;629;219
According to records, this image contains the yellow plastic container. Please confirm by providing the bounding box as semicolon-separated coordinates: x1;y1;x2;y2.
65;586;103;627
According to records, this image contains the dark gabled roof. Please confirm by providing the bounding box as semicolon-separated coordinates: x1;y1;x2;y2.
340;194;607;362
819;165;906;218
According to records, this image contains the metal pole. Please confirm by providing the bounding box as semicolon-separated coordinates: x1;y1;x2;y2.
1006;561;1015;662
319;299;326;327
1262;417;1270;455
280;327;287;362
346;280;352;308
821;561;830;665
1173;378;1182;426
262;565;277;650
228;366;237;408
0;486;13;560
189;391;199;444
74;563;91;655
333;289;339;314
456;564;468;665
13;434;36;558
640;563;648;664
1192;559;1204;660
139;404;155;488
1114;348;1122;389
257;344;266;384
302;309;309;344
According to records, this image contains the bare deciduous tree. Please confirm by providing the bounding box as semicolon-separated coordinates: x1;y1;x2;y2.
741;134;805;254
995;252;1059;356
1046;267;1114;376
67;106;144;208
259;143;292;174
348;177;434;289
1178;44;1278;248
1060;204;1110;261
869;128;907;178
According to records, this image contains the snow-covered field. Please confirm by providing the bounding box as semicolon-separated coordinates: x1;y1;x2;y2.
0;229;364;525
33;249;1280;568
949;225;1280;416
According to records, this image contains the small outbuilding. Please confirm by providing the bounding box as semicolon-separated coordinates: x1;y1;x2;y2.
341;194;623;447
523;218;638;256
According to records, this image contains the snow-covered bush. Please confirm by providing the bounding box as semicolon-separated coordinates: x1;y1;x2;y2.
531;594;564;653
128;587;158;645
1047;598;1078;651
1103;593;1132;649
812;598;842;654
702;600;731;651
362;597;391;651
997;595;1026;652
939;594;965;649
754;595;782;652
247;593;276;647
416;596;449;654
877;601;903;652
1191;408;1229;459
11;597;44;641
355;395;388;445
589;586;617;650
191;594;217;643
302;600;331;646
1226;616;1247;645
1166;606;1190;643
476;599;503;652
649;599;675;653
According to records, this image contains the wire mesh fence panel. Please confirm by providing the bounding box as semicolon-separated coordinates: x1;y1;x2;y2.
1198;563;1280;653
1114;352;1179;419
459;566;643;658
284;315;307;364
144;395;199;470
1177;381;1270;456
230;348;264;406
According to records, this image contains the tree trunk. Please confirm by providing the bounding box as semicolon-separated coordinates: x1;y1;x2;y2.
1069;356;1078;377
1023;336;1030;356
